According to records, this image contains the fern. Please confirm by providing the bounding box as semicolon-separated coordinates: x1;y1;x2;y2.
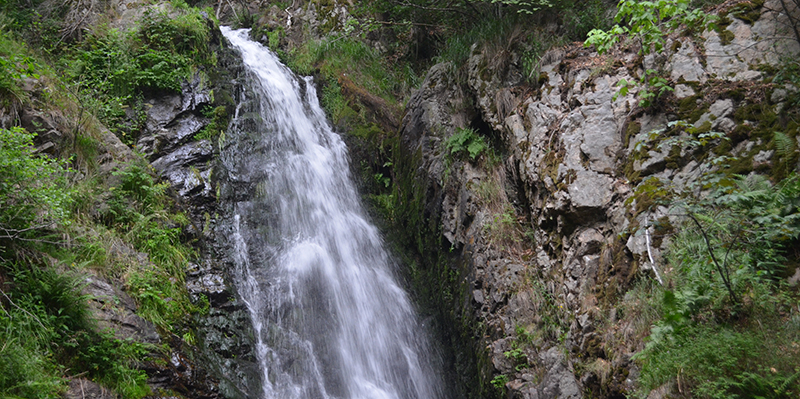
445;127;489;162
773;131;796;158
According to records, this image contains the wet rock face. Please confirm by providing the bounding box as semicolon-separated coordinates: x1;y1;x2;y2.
398;2;800;398
128;36;263;398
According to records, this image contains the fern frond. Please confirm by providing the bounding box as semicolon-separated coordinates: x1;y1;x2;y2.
773;131;796;158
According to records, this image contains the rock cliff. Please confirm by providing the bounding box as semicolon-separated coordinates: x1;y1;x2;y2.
394;1;800;397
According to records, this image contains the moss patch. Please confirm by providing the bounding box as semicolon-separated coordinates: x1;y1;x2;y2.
729;0;765;24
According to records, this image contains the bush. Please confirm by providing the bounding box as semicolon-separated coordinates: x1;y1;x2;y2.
62;6;217;141
639;323;800;399
100;161;200;332
0;315;64;399
0;127;71;246
634;173;800;398
1;264;151;398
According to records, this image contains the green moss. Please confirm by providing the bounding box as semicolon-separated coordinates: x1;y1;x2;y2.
725;87;746;102
711;138;733;156
732;103;779;141
725;153;755;175
664;144;683;170
719;29;735;45
622;160;642;184
624;121;641;147
715;14;733;32
729;0;765;24
691;120;713;136
538;72;549;86
677;94;706;123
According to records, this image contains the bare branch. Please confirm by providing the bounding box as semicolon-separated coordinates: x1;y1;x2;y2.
0;288;49;331
645;215;664;285
685;212;738;304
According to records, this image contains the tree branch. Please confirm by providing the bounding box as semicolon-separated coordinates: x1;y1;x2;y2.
778;0;800;46
645;215;664;285
0;288;49;332
686;212;738;304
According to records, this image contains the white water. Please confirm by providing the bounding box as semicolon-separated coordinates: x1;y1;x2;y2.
219;27;445;399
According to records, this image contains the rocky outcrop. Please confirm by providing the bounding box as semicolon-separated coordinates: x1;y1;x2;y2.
129;32;265;399
396;1;800;398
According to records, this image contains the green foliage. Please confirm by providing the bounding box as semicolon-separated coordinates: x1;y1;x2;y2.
560;0;615;42
1;265;151;398
445;127;489;162
632;173;800;397
586;0;713;55
0;127;71;244
0;4;214;397
0;0;70;53
100;161;200;332
62;6;216;142
0;31;40;106
490;374;510;391
292;34;412;102
195;105;228;141
488;0;553;14
585;0;714;106
0;314;65;399
434;15;522;70
638;322;800;398
484;205;524;251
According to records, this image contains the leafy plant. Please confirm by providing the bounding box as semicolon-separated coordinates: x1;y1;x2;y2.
491;374;510;390
0;32;40;106
445;127;489;162
196;105;228;141
638;322;800;398
631;170;800;397
1;264;152;398
100;161;201;332
585;0;715;106
0;127;71;246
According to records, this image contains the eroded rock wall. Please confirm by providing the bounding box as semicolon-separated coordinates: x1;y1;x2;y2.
397;1;800;398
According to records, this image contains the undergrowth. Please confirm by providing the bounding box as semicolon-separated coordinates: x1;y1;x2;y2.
0;4;214;394
630;172;800;398
61;6;218;144
0;127;172;398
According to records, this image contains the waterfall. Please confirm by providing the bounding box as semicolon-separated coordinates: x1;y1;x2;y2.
218;27;445;399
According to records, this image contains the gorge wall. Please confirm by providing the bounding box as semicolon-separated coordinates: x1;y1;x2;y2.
391;1;800;398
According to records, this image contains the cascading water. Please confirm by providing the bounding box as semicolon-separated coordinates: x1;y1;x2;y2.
218;27;445;399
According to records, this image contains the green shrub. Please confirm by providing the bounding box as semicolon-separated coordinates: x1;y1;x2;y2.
0;31;40;106
63;6;217;140
0;315;64;399
1;264;151;399
0;127;71;245
100;161;201;332
634;173;800;398
195;105;228;141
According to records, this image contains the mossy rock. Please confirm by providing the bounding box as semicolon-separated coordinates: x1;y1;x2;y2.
624;121;641;148
674;92;706;123
729;0;765;24
719;29;735;46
